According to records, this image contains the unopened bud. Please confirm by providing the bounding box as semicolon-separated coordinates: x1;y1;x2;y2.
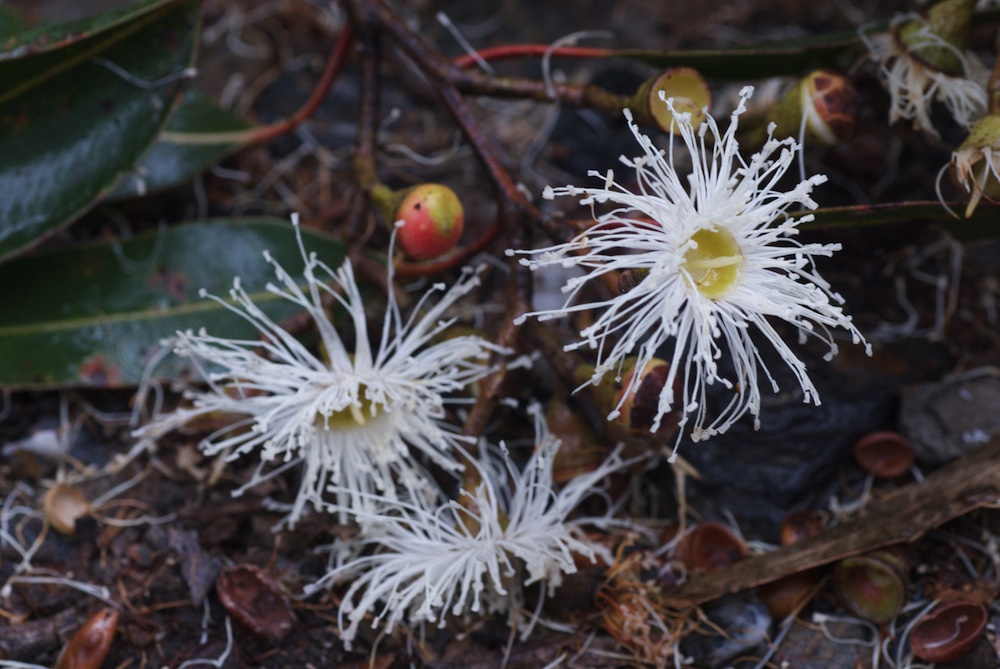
766;70;859;146
590;356;678;434
616;358;672;433
894;0;975;75
627;67;711;133
393;183;465;260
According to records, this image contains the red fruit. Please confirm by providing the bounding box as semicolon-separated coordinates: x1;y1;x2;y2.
395;184;464;260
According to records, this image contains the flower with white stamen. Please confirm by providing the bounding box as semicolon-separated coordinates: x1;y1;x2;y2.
511;87;870;451
135;217;505;527
306;408;636;647
860;6;987;137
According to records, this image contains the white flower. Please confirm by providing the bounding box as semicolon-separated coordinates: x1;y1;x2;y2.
512;87;870;449
860;16;987;137
135;217;504;527
306;410;634;647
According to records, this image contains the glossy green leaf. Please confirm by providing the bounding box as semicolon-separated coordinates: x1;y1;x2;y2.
796;201;1000;242
0;0;199;262
0;218;347;389
616;29;873;79
110;88;254;200
0;0;171;62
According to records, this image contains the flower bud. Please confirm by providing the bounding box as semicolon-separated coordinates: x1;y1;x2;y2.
626;67;711;133
894;0;974;75
589;356;678;435
763;70;859;146
392;183;465;260
951;113;1000;217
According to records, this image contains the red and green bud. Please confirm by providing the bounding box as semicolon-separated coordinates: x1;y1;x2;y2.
395;183;464;260
746;70;859;147
585;356;678;435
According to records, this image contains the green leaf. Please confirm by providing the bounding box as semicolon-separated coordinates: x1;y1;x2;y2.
616;29;873;79
0;218;348;389
0;0;200;262
789;200;1000;242
0;6;28;41
0;0;171;62
796;201;1000;242
110;88;254;200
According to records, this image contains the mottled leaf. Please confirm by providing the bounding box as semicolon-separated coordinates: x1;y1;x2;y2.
0;218;346;389
0;0;199;261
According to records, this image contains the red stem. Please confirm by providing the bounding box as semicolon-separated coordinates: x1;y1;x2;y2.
247;24;355;144
452;44;612;69
393;220;500;278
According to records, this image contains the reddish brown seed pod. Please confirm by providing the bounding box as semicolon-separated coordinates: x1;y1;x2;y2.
676;522;747;574
779;510;824;547
852;431;914;479
54;608;119;669
910;600;988;663
832;551;908;624
758;570;822;619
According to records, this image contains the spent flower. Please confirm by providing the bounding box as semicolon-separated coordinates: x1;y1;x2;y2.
951;113;1000;217
512;87;870;449
135;217;504;527
860;0;987;137
306;408;635;646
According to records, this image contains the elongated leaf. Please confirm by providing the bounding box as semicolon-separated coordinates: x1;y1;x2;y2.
0;0;199;262
0;219;347;389
0;0;170;62
796;201;1000;242
110;88;254;200
616;29;870;79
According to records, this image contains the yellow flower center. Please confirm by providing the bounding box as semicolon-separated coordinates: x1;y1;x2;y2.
316;393;379;429
682;227;744;299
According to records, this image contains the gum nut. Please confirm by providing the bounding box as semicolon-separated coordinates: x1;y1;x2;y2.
832;554;906;624
910;600;987;663
758;570;822;619
853;431;914;478
395;183;464;260
43;483;93;535
780;510;824;546
677;522;748;573
647;67;711;131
